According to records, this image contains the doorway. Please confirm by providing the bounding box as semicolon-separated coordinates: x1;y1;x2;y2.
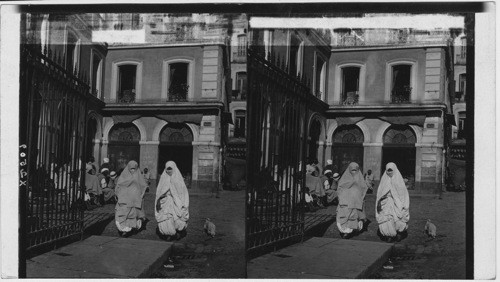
157;123;194;178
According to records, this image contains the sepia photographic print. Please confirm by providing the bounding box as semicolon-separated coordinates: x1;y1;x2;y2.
0;1;495;280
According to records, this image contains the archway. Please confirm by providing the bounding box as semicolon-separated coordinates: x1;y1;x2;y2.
158;123;194;178
308;119;322;163
382;125;416;189
331;125;364;174
107;123;141;173
85;117;98;162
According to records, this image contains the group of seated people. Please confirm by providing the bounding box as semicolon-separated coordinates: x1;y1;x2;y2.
303;159;341;211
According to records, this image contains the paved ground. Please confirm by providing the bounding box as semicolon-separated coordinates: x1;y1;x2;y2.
27;236;172;278
87;185;246;278
247;237;393;279
316;191;466;279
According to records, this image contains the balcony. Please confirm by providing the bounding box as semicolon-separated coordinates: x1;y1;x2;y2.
232;90;247;101
167;83;189;102
455;91;465;103
117;89;136;103
391;86;412;104
341;91;359;105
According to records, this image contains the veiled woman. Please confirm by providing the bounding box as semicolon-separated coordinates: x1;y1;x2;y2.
114;160;148;236
376;162;410;242
336;162;368;238
155;161;189;240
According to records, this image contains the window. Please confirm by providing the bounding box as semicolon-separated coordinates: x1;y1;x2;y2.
457;112;466;139
65;29;80;73
289;33;303;77
234;110;246;138
118;65;137;103
458;73;466;100
390;64;412;103
315;56;326;100
264;30;274;60
40;15;50;50
167;62;189;101
234;72;247;100
460;37;466;59
341;66;360;105
91;52;103;97
237;34;247;57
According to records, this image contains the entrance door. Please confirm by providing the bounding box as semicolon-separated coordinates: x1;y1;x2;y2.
108;123;141;173
158;145;193;177
158;123;194;178
382;146;416;179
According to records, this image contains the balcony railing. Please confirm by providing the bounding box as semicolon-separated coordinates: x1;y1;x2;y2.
342;91;359;105
167;83;189;102
232;90;247;101
332;29;451;48
391;86;411;104
117;89;136;103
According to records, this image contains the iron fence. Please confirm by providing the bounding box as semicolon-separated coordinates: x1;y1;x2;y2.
20;44;90;254
246;48;311;255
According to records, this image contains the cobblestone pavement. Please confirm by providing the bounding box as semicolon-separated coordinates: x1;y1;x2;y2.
319;191;467;279
89;186;246;278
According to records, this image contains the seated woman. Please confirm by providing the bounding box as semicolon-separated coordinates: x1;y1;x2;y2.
336;162;368;239
376;162;410;242
155;161;189;240
114;160;148;237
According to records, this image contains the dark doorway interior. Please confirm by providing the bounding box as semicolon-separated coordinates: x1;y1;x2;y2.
158;145;193;178
331;145;364;174
108;144;140;174
382;146;416;180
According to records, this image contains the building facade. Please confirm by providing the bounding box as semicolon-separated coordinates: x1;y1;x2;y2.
89;13;233;192
326;28;456;193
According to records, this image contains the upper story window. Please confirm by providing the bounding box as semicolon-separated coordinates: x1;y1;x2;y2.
40;15;50;50
237;34;247;57
263;30;274;60
234;110;246;138
233;72;247;100
289;33;304;77
459;73;466;96
118;65;137;103
341;66;360;105
460;36;467;59
314;55;327;100
65;29;80;73
168;62;189;101
457;112;466;139
162;59;193;102
91;51;104;97
390;64;412;103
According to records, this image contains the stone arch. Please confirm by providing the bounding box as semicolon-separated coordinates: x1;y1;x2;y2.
87;111;102;139
153;119;199;142
307;113;327;142
355;120;371;144
326;119;339;143
103;119;145;142
408;125;423;144
374;121;392;143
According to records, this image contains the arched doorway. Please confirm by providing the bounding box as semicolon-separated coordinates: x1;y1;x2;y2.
382;125;416;188
308;119;321;163
108;123;141;173
331;125;364;174
85;118;98;162
158;123;193;178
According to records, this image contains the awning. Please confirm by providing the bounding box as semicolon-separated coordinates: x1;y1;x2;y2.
155;114;203;125
378;115;426;126
112;115;141;124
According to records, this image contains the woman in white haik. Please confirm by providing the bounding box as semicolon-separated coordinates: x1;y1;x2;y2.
376;162;410;243
155;161;189;240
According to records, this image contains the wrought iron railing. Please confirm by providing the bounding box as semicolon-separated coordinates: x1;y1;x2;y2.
247;47;310;255
391;87;412;104
20;44;90;254
342;91;359;105
450;143;466;161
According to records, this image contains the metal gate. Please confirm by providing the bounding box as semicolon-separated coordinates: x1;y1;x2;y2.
246;48;311;255
20;44;90;255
